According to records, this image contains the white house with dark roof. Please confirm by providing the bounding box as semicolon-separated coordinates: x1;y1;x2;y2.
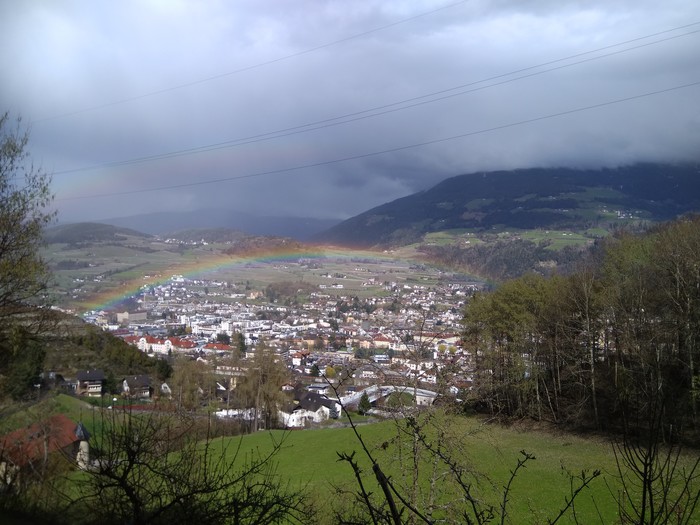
278;392;340;428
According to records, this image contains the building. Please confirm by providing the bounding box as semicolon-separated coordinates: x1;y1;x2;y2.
76;369;105;397
122;375;153;399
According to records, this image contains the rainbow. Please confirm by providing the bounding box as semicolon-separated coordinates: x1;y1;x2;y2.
76;244;410;314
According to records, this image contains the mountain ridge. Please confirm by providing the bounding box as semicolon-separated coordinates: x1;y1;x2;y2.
314;163;700;247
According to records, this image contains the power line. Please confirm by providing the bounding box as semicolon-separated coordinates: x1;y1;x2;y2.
56;80;700;202
51;23;700;177
32;0;472;124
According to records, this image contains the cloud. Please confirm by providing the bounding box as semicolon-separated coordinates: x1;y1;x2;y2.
2;0;699;224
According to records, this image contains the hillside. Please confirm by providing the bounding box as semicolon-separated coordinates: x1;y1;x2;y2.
314;163;700;247
45;222;152;244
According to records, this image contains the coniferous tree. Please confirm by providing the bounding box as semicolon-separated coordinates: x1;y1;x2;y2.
358;392;371;415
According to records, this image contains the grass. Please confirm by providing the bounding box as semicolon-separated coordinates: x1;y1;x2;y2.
0;393;133;450
8;398;699;524
423;227;601;253
519;229;593;250
217;415;625;523
0;393;93;433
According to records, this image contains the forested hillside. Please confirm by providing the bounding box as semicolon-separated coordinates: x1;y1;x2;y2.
462;214;700;445
419;238;584;281
316;164;700;247
0;314;170;404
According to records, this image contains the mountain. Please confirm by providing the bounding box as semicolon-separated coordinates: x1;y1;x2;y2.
45;222;304;252
100;209;340;240
314;164;700;247
44;222;152;244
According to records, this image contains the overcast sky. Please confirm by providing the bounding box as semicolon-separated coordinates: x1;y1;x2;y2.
2;0;699;224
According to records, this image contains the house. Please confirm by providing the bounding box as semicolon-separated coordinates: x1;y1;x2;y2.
278;392;340;428
372;334;393;349
116;310;148;325
76;369;105;397
122;375;153;399
291;351;308;367
135;336;198;355
353;364;380;381
0;414;87;489
373;354;391;365
307;383;331;396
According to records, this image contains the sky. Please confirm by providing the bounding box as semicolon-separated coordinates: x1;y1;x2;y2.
2;0;699;224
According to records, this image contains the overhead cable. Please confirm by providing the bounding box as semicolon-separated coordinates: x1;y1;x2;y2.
52;24;700;176
56;80;700;201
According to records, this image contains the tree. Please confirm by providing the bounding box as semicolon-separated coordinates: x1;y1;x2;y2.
461;216;700;523
462;275;549;419
233;331;247;357
235;342;289;431
154;358;173;382
170;359;214;410
651;216;700;427
1;327;45;400
358;392;372;415
216;332;231;345
64;409;312;525
0;112;55;398
599;221;700;523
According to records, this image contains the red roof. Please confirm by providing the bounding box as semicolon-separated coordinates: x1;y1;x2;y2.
169;337;197;349
203;343;234;351
0;414;81;468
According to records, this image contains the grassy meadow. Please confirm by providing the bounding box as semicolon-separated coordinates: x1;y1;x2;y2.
218;415;624;524
5;395;700;523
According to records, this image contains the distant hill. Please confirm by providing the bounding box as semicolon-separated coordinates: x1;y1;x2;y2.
163;228;248;244
101;209;340;240
45;222;152;244
314;164;700;247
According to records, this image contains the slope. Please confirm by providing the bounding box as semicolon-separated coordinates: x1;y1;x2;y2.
315;164;700;247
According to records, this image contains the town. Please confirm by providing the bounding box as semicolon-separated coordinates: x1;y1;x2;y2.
79;264;481;428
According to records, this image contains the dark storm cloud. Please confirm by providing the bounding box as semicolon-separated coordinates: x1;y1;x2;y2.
1;0;699;223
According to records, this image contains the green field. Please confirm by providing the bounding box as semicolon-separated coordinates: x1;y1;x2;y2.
518;229;592;249
421;227;599;252
6;395;700;523
219;415;623;523
42;235;455;311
